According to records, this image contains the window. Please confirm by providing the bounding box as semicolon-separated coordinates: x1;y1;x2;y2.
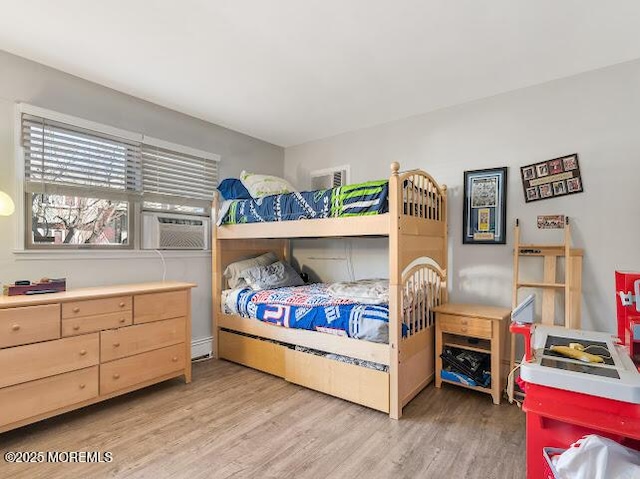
22;113;140;248
31;194;129;246
141;141;218;209
19;106;219;249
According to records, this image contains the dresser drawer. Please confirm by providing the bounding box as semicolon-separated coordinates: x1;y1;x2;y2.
62;311;133;337
62;296;132;319
134;290;188;324
0;333;99;388
438;314;492;339
101;317;186;362
0;366;98;428
100;344;185;395
0;304;60;349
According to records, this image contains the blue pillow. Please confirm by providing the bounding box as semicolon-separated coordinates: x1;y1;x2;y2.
217;178;252;200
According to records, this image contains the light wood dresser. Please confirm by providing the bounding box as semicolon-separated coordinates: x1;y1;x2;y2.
0;281;195;433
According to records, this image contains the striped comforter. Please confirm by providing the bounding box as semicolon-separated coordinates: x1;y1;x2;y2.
220;180;389;224
226;283;391;343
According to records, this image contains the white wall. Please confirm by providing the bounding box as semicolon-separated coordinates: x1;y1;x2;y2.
0;50;284;348
285;59;640;333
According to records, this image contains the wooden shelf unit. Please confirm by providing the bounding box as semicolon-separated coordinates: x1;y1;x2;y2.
443;334;491;354
516;282;565;289
440;378;492;394
511;218;583;370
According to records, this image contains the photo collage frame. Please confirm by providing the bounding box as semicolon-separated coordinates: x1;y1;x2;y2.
520;153;583;203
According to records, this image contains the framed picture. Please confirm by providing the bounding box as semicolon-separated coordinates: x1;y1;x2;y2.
548;159;563;175
537;215;565;229
520;153;583;202
463;167;508;244
552;181;566;195
535;163;549;177
522;166;535;181
539;184;553;198
526;186;539;201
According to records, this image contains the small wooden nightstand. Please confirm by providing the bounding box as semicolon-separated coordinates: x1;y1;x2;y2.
432;303;511;404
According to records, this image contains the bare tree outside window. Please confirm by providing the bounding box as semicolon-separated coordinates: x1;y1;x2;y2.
31;194;129;245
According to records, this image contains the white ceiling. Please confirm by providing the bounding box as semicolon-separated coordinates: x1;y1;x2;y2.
2;1;640;147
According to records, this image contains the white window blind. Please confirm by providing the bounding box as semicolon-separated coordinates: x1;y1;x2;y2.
141;144;219;207
22;113;142;200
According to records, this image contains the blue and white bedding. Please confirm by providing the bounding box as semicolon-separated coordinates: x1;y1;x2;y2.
220;180;389;225
224;283;391;343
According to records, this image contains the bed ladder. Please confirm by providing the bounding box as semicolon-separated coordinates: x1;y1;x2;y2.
510;217;584;370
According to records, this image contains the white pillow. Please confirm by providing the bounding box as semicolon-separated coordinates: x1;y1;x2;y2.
241;261;304;291
328;279;389;304
240;170;296;199
223;252;278;289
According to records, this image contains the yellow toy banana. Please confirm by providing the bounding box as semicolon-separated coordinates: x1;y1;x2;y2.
550;345;604;363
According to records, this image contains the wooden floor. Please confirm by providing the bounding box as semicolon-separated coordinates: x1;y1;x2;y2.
1;359;525;479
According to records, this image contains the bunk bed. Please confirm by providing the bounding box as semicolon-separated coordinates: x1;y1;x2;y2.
212;162;448;419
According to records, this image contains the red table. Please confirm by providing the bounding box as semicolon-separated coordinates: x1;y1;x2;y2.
511;322;640;477
524;382;640;477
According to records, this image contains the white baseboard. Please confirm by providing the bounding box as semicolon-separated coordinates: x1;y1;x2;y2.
191;336;213;360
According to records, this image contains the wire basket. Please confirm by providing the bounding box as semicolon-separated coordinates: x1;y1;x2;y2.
542;447;565;479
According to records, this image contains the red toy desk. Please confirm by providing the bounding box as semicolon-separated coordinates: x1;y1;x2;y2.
524;382;640;478
617;271;640;366
512;319;640;478
513;272;640;477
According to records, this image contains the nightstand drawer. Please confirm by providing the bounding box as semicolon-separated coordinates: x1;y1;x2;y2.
438;314;492;339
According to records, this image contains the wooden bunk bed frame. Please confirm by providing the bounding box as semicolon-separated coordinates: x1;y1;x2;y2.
212;162;448;419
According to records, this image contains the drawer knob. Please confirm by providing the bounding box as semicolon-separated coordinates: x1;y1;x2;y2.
460;319;468;325
172;356;178;362
119;302;126;308
113;342;120;348
73;325;80;331
11;324;20;331
73;307;80;313
79;384;86;389
461;327;468;333
119;318;126;323
79;349;87;356
113;373;120;380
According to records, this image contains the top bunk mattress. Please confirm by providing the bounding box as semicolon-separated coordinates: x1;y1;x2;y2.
220;180;389;225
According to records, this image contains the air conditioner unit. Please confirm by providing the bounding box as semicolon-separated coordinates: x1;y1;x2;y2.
311;165;350;189
142;212;209;250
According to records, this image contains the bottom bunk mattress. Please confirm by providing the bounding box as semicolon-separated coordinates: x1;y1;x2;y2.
223;283;390;343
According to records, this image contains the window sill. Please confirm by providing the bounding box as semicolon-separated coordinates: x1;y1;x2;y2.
12;249;212;261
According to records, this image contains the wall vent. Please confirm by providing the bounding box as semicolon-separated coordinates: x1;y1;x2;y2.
310;165;350;189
